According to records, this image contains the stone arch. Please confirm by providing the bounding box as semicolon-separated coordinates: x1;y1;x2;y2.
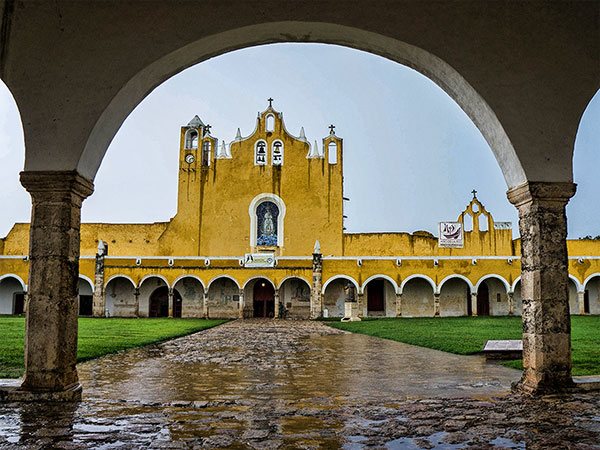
278;276;311;319
568;274;583;293
321;275;360;294
475;275;509;316
512;278;523;316
207;275;241;291
207;275;241;319
582;273;600;315
139;273;170;289
361;274;399;295
363;276;397;317
104;275;137;317
437;274;475;294
138;275;168;318
173;275;205;318
438;275;473;317
322;275;359;318
400;275;435;317
249;193;286;248
77;275;94;316
400;274;436;294
184;128;199;149
71;22;527;188
568;276;581;315
242;275;276;291
0;274;26;315
511;276;521;293
475;274;510;293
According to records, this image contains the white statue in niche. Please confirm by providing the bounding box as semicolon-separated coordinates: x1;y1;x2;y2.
262;210;275;236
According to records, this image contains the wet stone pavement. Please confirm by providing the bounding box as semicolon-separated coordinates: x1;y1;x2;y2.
0;319;599;449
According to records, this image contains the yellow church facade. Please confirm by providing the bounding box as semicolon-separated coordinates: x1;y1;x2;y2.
2;103;600;320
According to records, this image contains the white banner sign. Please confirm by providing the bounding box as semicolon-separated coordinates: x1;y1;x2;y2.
244;253;275;268
438;222;464;248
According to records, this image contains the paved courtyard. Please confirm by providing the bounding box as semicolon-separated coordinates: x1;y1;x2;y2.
0;320;599;448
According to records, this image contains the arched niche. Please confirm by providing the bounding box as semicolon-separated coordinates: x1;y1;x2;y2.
438;277;472;317
105;275;137;317
401;276;435;317
278;276;311;319
173;276;205;318
207;276;240;319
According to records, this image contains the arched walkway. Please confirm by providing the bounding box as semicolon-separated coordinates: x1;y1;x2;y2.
78;277;94;316
173;276;205;318
323;276;359;318
138;276;168;318
583;275;600;315
105;276;137;317
401;276;435;317
252;278;275;318
149;286;182;318
363;277;396;317
278;277;311;319
476;276;509;316
438;277;472;317
0;275;26;315
207;276;240;319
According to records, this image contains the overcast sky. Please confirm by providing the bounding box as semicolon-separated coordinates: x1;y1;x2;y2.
0;43;598;241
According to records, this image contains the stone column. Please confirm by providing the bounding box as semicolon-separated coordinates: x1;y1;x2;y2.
507;181;576;394
357;292;365;318
168;288;174;318
433;293;441;317
577;291;586;315
238;289;244;319
19;171;94;397
470;292;478;316
203;289;209;318
310;252;323;319
134;288;140;317
274;288;280;318
395;292;402;317
507;291;515;316
92;251;105;317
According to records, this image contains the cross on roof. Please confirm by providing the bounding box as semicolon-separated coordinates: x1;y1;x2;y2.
472;189;477;198
268;97;273;107
329;124;335;134
204;124;211;134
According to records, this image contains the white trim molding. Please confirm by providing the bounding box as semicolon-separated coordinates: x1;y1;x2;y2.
400;274;436;294
321;275;360;294
437;274;475;294
361;274;400;295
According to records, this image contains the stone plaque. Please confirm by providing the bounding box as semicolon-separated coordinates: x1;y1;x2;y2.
244;253;275;268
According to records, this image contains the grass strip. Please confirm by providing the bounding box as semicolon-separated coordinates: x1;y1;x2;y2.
0;317;227;378
326;316;600;376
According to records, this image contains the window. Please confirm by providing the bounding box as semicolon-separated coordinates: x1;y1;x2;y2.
256;201;279;246
185;129;199;149
328;141;337;164
202;140;211;166
265;114;275;132
255;140;267;165
272;141;283;165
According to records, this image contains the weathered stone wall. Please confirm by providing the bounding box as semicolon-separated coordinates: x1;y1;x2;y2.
323;279;346;318
174;277;204;318
0;277;22;314
513;283;523;316
439;279;470;317
402;279;434;317
207;278;239;318
106;277;137;317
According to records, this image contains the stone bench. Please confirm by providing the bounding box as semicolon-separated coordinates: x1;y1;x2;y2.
482;340;523;360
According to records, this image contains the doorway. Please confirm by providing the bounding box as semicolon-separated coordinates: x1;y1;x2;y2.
477;282;490;316
253;280;275;318
150;287;182;317
367;279;385;312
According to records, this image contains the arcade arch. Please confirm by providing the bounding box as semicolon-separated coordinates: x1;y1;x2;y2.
173;276;205;318
438;277;472;317
278;277;311;319
363;276;397;317
1;3;597;397
208;276;240;318
401;276;435;317
104;275;137;317
77;276;94;316
0;275;26;315
583;274;600;315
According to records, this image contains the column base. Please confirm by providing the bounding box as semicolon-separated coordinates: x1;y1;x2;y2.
0;380;82;402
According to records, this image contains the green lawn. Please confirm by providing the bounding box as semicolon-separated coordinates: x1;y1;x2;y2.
0;317;227;378
327;316;600;376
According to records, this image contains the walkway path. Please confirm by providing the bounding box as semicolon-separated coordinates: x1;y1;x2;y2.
0;320;599;448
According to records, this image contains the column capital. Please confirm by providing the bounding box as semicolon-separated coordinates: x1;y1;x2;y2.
20;170;94;200
507;181;576;208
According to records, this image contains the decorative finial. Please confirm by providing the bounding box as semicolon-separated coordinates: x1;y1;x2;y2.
234;128;242;141
329;124;335;135
97;239;105;256
299;126;306;141
314;239;321;254
471;189;477;198
268;97;274;107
